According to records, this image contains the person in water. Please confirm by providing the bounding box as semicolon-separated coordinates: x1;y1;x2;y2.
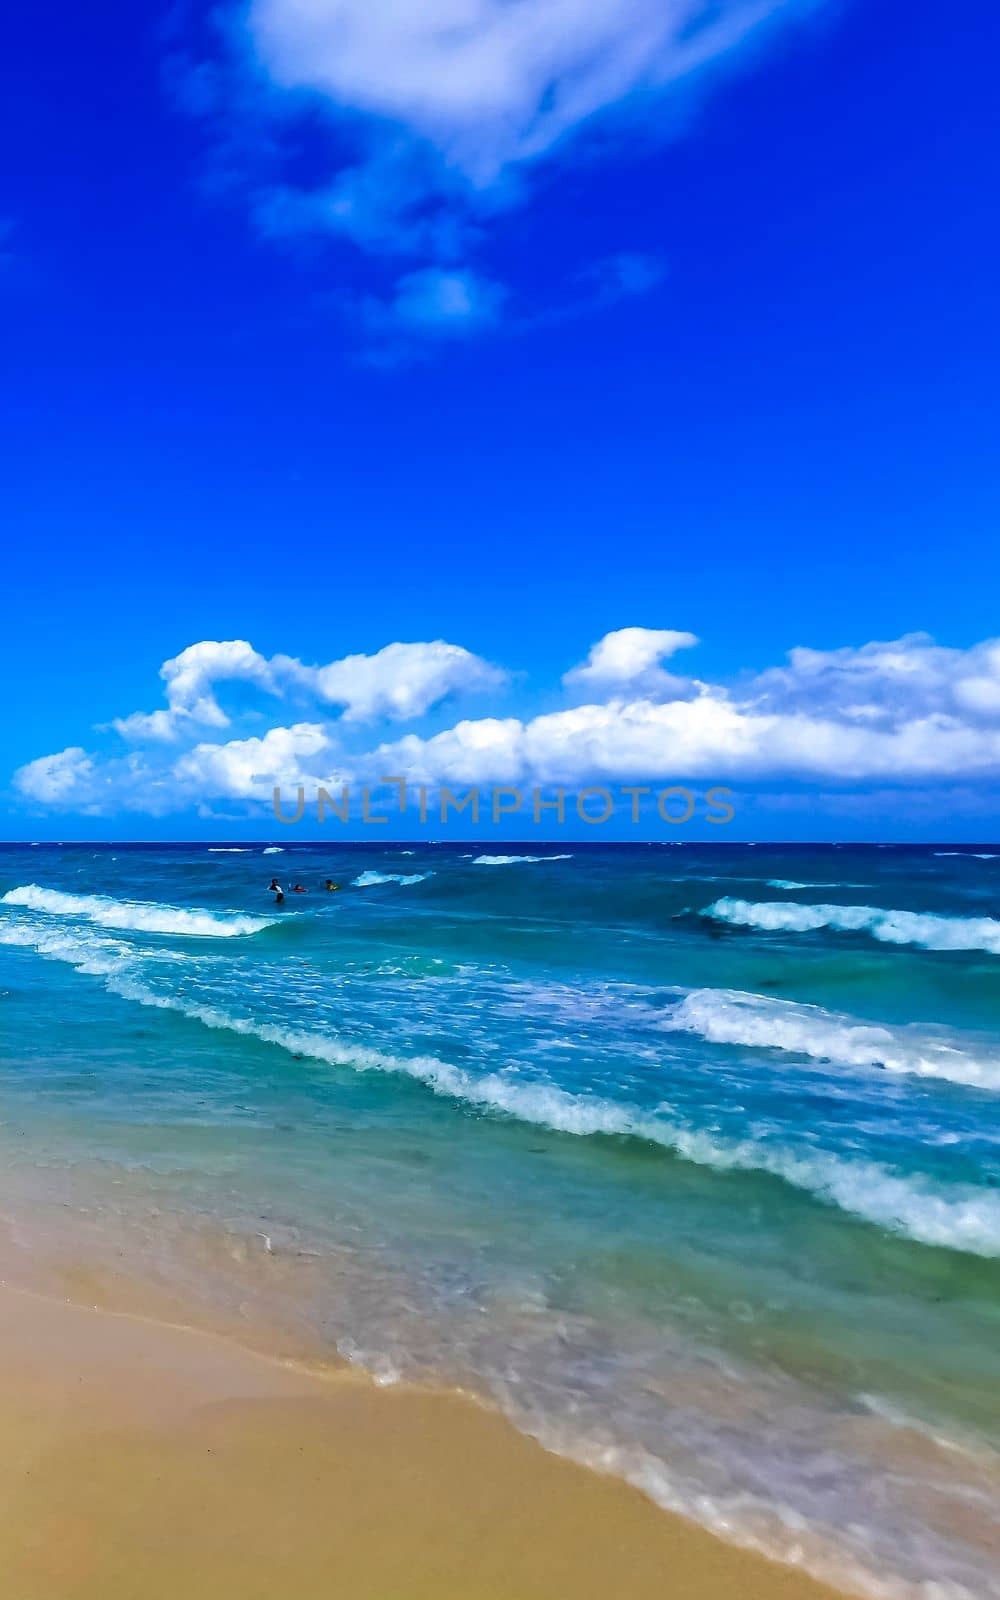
267;878;285;905
292;883;308;893
324;879;340;891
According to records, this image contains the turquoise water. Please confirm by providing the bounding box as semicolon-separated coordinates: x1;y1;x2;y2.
2;843;999;1598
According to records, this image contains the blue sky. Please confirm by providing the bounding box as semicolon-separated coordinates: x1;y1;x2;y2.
2;0;998;840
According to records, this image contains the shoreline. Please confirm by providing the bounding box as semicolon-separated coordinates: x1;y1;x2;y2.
0;1268;855;1600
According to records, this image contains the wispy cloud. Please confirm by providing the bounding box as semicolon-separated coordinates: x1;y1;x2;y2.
360;265;508;357
244;0;789;189
168;0;816;345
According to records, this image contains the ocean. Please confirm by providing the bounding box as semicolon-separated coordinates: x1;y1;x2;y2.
2;841;998;1599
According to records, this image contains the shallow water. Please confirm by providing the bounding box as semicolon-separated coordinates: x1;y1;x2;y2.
2;842;999;1598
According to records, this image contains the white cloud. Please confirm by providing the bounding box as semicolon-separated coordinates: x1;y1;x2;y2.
362;630;1000;787
564;626;699;695
246;0;788;188
112;639;277;741
286;639;507;719
15;747;95;804
174;723;336;800
109;709;182;743
161;638;277;721
366;697;1000;790
364;266;507;340
750;635;1000;725
15;628;1000;816
109;636;503;743
175;0;810;340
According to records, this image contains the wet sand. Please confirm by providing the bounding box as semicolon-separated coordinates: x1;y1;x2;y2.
0;1277;856;1600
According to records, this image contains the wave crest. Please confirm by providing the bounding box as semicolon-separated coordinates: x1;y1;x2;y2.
664;988;1000;1092
1;884;273;938
704;898;1000;955
352;871;432;887
5;913;999;1259
472;854;574;865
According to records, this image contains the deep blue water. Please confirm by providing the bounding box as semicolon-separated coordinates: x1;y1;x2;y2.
2;842;999;1598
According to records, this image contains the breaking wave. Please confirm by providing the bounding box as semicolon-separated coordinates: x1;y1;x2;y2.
704;898;1000;955
3;914;999;1258
0;885;273;938
352;871;432;887
664;988;1000;1092
472;854;574;865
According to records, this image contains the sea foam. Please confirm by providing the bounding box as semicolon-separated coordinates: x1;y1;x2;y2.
704;897;1000;955
5;910;998;1259
764;879;861;890
664;988;1000;1092
352;871;431;887
472;854;574;865
1;884;273;938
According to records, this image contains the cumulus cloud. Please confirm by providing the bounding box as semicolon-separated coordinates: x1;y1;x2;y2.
109;636;504;743
111;640;277;741
15;747;96;805
14;628;1000;816
368;696;1000;789
173;723;337;799
564;626;700;696
283;639;508;719
172;0;810;340
750;635;1000;725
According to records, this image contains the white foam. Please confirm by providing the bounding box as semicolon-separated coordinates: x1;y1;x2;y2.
0;920;133;977
113;1006;1000;1255
705;898;1000;955
352;871;431;887
1;884;273;938
934;852;999;860
664;988;1000;1092
6;914;1000;1260
207;848;251;853
765;880;861;890
10;912;999;1259
262;847;284;854
472;854;574;865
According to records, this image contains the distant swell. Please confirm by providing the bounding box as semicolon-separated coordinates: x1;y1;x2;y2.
664;988;1000;1092
472;854;574;865
704;897;1000;955
764;879;861;890
352;871;432;887
1;884;273;938
3;915;999;1259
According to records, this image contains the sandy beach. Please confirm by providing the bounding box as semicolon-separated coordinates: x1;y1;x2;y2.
0;1267;853;1600
4;843;998;1600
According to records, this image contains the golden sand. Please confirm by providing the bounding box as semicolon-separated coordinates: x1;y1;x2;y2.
0;1275;856;1600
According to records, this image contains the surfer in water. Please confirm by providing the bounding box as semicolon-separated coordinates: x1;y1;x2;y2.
324;879;340;891
292;883;308;894
267;878;285;905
